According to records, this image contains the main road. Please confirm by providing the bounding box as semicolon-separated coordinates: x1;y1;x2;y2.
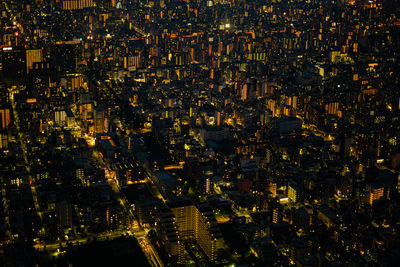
33;229;132;252
88;133;163;267
9;87;43;221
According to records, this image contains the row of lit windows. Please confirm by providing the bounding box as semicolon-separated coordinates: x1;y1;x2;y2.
62;0;93;10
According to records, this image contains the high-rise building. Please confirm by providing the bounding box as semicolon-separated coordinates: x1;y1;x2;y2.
94;107;108;134
167;198;223;262
75;168;84;182
1;46;26;78
55;201;73;229
0;108;11;130
203;177;213;194
365;183;390;205
157;207;182;261
288;184;301;203
267;181;277;197
26;49;43;74
271;202;283;224
53;44;78;72
62;0;94;10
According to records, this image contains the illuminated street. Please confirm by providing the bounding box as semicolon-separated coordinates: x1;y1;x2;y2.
1;0;400;266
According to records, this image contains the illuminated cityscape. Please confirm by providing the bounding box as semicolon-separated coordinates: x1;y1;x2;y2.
0;0;400;266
